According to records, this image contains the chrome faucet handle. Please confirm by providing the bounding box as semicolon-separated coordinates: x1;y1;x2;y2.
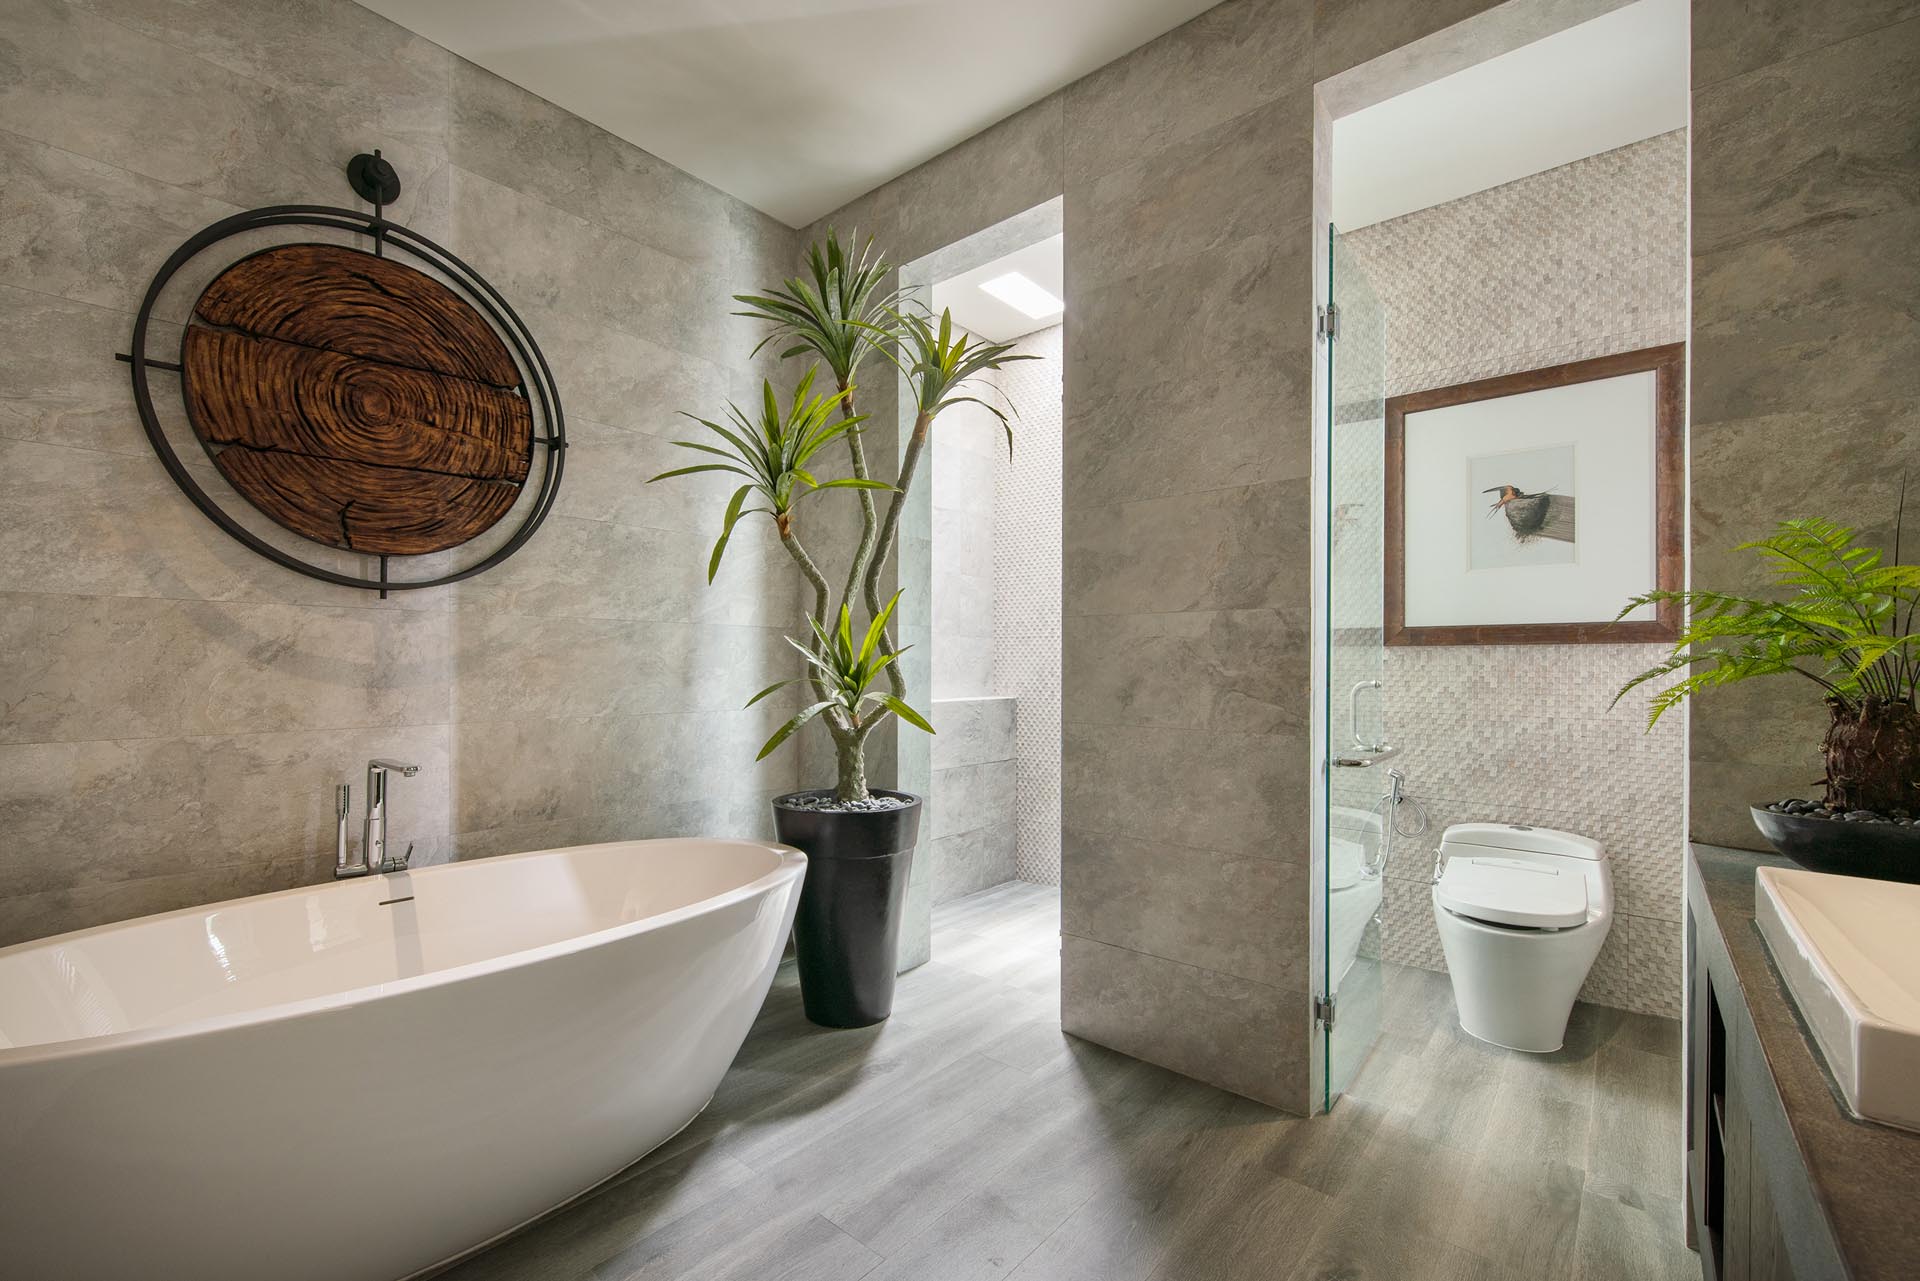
364;759;421;874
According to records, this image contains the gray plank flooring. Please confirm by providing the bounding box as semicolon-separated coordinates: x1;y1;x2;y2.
441;882;1697;1281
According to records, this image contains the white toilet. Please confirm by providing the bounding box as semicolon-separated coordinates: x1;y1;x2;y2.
1431;822;1612;1053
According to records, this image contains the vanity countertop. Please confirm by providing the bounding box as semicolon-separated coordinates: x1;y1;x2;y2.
1690;843;1920;1281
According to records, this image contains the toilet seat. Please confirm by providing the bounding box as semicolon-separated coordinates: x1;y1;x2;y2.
1435;855;1589;930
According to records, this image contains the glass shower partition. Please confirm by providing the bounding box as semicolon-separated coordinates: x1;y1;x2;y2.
1323;224;1390;1111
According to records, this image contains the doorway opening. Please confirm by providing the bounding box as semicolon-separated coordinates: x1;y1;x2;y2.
903;201;1065;983
1312;0;1692;1112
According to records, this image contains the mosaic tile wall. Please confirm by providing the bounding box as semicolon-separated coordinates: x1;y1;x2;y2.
1343;131;1688;1018
991;325;1065;885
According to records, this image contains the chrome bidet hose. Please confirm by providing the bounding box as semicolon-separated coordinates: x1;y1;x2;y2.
1366;768;1430;878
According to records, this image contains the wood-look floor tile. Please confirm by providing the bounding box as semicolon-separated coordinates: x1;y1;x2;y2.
438;1148;757;1281
1572;1187;1697;1281
867;1056;1208;1281
1584;1044;1686;1203
441;885;1695;1281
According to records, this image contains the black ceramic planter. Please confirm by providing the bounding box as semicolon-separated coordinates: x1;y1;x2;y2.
1750;805;1920;884
773;789;923;1028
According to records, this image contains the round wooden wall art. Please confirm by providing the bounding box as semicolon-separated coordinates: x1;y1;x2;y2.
124;184;564;594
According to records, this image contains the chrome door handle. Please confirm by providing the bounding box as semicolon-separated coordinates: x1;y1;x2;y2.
1348;679;1385;752
1332;744;1399;768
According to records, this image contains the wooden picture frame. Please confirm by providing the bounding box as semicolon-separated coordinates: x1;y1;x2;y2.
1384;343;1684;646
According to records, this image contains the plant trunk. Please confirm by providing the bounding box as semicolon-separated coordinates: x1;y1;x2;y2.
864;411;934;698
1822;696;1920;813
838;383;879;614
836;738;869;804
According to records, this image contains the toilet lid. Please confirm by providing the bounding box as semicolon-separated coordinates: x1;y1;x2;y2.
1436;856;1589;929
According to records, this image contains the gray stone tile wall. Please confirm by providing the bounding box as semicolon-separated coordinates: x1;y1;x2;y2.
1689;4;1920;848
929;696;1019;904
804;0;1496;1114
0;0;803;945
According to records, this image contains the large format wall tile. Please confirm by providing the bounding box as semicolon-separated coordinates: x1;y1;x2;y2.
1310;0;1506;80
1066;94;1310;295
929;759;1018;842
930;697;1016;773
0;287;177;457
1692;209;1920;424
1691;22;1919;255
446;168;728;368
0;129;240;321
928;823;1017;905
448;614;793;723
0;0;445;216
1062;722;1307;859
1063;0;1312;188
447;58;731;271
0;0;802;945
1066;236;1313;502
1061;934;1308;1111
1690;5;1920;850
1062;479;1312;617
1063;608;1310;736
1691;0;1920;89
67;0;453;147
0;723;453;907
882;95;1066;267
0;592;452;744
1062;828;1308;989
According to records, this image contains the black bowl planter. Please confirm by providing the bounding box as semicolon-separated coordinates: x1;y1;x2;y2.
1750;804;1920;884
772;789;923;1028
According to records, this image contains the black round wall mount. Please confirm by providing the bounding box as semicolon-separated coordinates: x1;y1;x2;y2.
120;201;566;595
346;150;402;205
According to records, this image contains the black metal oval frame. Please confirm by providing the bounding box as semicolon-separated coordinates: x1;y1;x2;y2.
125;203;565;595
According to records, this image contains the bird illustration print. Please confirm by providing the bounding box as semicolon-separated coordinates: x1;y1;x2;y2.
1484;484;1576;545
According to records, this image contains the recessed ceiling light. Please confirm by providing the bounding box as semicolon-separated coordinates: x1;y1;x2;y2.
978;271;1063;320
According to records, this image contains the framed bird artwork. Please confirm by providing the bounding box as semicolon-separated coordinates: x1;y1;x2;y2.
1384;343;1683;645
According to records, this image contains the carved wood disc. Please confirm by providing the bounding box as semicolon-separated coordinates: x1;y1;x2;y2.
181;243;533;556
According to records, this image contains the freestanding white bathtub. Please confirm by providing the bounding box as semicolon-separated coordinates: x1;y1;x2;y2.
0;837;805;1281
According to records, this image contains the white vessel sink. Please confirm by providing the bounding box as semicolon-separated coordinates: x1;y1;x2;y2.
1754;866;1920;1133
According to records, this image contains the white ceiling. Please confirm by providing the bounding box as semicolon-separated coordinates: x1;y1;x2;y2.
1331;0;1689;230
931;234;1065;343
359;0;1219;227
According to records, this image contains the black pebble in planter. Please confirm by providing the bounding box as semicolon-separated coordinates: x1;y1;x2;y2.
773;789;923;1028
1750;805;1920;884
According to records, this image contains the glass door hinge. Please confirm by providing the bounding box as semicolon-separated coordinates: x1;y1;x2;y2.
1315;993;1337;1030
1317;302;1339;342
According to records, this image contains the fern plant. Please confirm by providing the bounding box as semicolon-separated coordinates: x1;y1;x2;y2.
1615;514;1920;813
652;231;1032;803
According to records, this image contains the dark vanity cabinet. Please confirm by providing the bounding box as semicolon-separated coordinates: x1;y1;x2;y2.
1688;917;1802;1280
1687;845;1920;1281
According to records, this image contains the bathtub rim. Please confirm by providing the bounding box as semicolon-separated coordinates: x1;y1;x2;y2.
0;836;806;1069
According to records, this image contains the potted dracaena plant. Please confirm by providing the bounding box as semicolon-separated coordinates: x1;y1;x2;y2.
1615;507;1920;881
650;231;1031;1026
